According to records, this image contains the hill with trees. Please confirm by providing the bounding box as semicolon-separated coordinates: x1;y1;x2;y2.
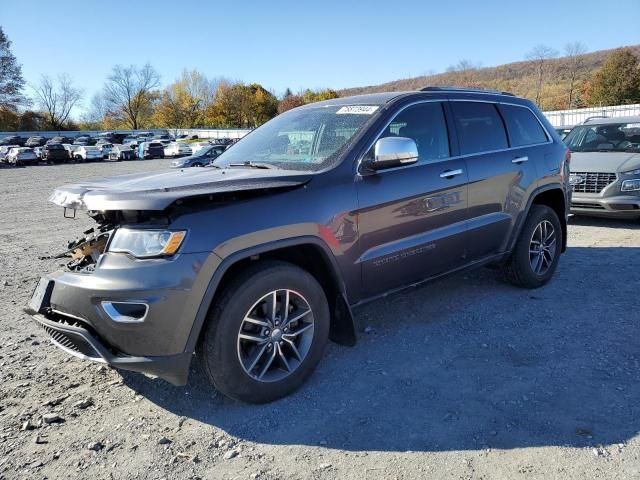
339;45;640;111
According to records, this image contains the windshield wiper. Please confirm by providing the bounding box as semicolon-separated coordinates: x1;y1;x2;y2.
227;161;278;169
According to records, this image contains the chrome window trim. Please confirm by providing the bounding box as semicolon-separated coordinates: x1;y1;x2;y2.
356;97;553;176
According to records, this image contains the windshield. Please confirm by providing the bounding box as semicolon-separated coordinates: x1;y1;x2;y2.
214;105;379;171
564;122;640;152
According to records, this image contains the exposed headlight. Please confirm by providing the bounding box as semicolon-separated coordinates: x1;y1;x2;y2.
109;229;186;258
621;179;640;192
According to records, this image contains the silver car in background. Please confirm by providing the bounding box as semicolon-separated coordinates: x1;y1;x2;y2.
566;116;640;219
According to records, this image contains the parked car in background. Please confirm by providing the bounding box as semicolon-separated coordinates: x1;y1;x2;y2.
96;142;114;158
5;147;38;165
190;142;209;154
42;143;71;164
62;144;78;159
0;145;19;161
73;146;103;162
566;116;640;219
555;127;573;140
164;142;192;157
73;136;97;146
137;141;164;159
25;136;47;147
0;135;27;146
122;136;139;147
33;146;43;160
108;144;136;161
171;145;226;168
46;136;74;145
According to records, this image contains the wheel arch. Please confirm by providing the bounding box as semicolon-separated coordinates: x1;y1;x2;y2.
509;184;568;253
185;236;357;354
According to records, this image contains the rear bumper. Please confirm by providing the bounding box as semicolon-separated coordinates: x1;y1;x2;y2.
570;194;640;218
30;312;192;385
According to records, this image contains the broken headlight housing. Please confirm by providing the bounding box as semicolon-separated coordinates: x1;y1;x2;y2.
108;229;187;258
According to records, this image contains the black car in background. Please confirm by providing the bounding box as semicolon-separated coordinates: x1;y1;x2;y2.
0;135;27;146
25;136;47;147
42;143;71;163
142;141;165;159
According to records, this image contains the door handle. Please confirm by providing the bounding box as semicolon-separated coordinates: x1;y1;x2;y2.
512;156;529;164
440;168;464;179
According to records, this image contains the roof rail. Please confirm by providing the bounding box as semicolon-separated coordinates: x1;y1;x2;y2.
583;115;609;123
419;86;515;97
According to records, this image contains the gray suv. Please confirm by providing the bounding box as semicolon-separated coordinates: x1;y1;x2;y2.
565;116;640;219
26;88;570;403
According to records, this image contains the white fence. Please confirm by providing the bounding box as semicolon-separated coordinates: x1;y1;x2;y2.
543;104;640;127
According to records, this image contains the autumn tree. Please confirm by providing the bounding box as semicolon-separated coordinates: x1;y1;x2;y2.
526;44;557;107
152;70;218;128
564;42;588;107
103;63;160;129
0;26;27;111
206;82;277;128
302;88;339;104
277;95;305;113
32;74;83;129
588;48;640;106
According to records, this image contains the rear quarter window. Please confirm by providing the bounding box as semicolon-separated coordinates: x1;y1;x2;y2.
500;104;548;147
451;102;508;155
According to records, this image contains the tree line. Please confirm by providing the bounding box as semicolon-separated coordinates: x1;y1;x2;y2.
1;25;640;132
0;27;338;132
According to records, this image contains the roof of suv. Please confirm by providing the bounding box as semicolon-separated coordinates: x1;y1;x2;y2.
583;115;640;125
304;87;528;110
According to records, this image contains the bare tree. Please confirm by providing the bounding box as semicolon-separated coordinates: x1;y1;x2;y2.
564;42;588;107
446;59;481;86
103;63;160;129
32;74;83;129
81;92;107;126
526;45;557;106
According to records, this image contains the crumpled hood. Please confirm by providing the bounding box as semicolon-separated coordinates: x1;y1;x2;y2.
570;151;640;173
50;167;313;211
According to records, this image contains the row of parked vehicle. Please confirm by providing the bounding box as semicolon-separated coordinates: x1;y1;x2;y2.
0;131;237;166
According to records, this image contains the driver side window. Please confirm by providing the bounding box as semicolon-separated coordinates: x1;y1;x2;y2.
378;102;450;163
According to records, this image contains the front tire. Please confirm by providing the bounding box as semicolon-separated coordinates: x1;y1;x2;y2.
198;261;329;403
503;205;562;288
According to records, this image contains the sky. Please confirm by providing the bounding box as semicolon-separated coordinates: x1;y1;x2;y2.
2;0;639;117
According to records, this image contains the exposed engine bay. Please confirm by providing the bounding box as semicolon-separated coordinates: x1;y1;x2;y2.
48;209;170;273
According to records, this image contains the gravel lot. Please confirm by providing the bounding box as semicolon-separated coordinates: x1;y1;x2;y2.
1;160;639;480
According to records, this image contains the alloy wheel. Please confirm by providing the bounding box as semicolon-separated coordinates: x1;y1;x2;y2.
237;289;315;382
529;220;557;275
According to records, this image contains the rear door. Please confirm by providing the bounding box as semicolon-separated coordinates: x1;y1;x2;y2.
450;101;542;260
355;101;469;297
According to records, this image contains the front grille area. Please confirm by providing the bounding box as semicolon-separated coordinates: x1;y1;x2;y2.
572;172;617;194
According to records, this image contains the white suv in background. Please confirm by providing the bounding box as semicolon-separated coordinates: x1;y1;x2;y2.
74;146;103;162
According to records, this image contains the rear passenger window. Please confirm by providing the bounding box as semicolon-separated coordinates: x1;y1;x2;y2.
500;104;548;146
451;102;508;155
379;102;450;162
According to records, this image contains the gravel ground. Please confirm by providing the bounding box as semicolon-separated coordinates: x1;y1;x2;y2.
1;160;639;480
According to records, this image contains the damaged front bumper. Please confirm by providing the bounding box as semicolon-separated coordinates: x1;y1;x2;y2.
29;311;192;385
24;249;216;386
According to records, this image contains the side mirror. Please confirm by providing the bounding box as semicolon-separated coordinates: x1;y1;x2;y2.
365;137;419;172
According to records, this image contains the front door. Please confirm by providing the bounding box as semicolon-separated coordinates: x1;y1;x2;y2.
355;101;468;297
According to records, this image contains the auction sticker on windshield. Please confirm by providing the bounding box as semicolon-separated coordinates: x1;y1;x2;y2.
336;106;379;115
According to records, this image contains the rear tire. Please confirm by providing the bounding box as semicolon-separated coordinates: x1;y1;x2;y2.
503;205;562;288
197;261;329;403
